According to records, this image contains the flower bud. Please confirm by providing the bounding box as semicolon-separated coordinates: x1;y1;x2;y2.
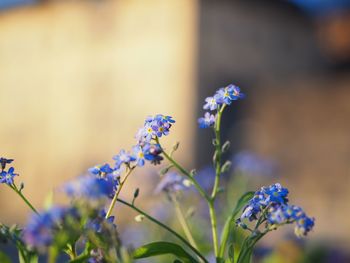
134;214;145;222
221;161;232;173
222;141;231;152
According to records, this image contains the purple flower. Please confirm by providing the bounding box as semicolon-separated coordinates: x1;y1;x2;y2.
198;112;216;128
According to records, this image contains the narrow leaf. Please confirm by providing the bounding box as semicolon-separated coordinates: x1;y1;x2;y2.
219;191;255;258
133;242;198;263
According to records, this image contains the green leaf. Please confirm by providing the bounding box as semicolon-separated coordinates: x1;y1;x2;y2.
219;191;255;258
228;243;234;263
18;250;38;263
133;242;198;263
0;251;11;263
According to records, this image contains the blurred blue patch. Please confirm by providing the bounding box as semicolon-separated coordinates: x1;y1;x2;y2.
288;0;350;16
0;0;37;10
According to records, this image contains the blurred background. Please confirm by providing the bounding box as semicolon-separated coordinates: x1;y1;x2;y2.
1;0;350;262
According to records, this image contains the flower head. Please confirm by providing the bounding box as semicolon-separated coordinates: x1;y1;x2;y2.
198;112;216;128
203;96;218;111
0;167;18;185
238;183;314;238
132;145;146;167
215;84;245;105
143;143;163;165
136;114;175;143
113;150;136;169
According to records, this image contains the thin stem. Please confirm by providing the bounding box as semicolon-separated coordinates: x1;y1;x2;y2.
160;147;209;202
105;166;135;218
9;183;38;214
209;104;226;261
116;198;208;263
170;194;199;251
208;201;219;258
211;104;225;200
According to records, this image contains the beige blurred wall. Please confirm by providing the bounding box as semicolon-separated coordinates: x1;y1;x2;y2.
0;0;198;223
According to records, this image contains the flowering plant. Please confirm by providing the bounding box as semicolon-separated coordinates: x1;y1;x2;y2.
0;85;314;263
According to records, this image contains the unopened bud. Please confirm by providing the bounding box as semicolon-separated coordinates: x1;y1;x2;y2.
172;142;180;151
134;214;145;222
183;179;192;187
133;188;140;199
213;151;219;163
221;161;232;173
222;141;231;152
190;169;197;177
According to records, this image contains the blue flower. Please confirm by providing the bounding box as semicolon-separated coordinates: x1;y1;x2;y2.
86;209;116;233
215;84;245;105
238;183;315;238
267;204;315;237
154;172;189;194
88;163;115;176
136;114;175;143
198;112;216;128
295;216;315;237
0;157;14;170
143;143;163;165
132;145;146;167
203;96;218;111
262;183;289;204
0;167;18;185
23;206;68;249
113;150;136;169
64;176;117;199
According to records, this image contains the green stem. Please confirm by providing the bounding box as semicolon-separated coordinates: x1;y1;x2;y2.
116;198;208;263
48;246;58;263
211;104;225;199
208;201;219;258
160;146;210;202
9;184;38;214
106;166;135;218
209;105;226;261
171;194;199;251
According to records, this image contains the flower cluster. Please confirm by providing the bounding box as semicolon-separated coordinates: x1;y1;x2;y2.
198;84;244;128
23;206;78;249
238;183;314;237
0;157;17;185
